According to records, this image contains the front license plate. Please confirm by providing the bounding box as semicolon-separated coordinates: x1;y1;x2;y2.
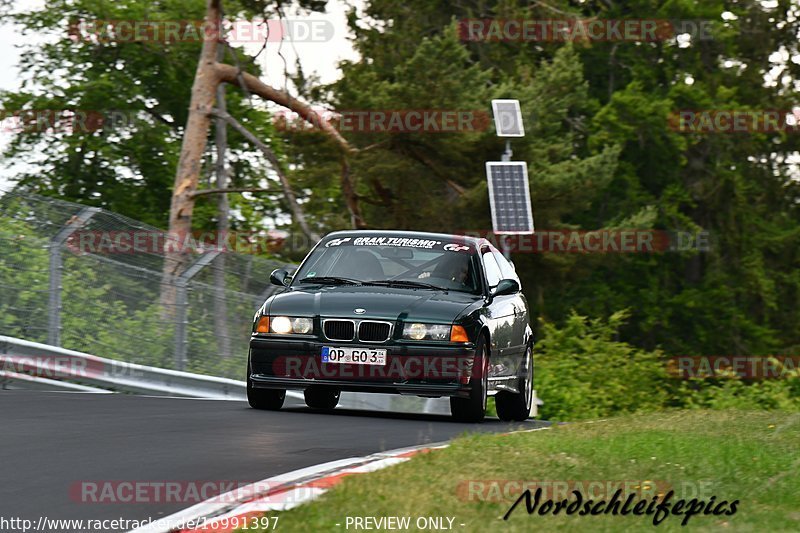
321;346;387;365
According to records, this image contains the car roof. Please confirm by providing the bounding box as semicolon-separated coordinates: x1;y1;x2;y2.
322;229;489;248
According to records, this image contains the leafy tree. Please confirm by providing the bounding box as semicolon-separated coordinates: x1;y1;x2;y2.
0;0;284;230
302;0;800;359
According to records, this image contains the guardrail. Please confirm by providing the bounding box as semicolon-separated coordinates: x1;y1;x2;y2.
0;335;539;416
0;336;426;411
0;369;112;393
0;335;248;399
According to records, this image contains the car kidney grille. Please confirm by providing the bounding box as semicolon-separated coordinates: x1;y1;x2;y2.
358;321;391;342
324;320;355;340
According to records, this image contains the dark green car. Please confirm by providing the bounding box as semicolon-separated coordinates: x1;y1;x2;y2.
247;230;533;422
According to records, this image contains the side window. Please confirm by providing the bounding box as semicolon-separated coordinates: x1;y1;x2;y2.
493;251;520;286
482;251;502;288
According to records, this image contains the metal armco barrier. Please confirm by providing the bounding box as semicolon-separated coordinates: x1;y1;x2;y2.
0;335;538;416
0;335;451;413
0;335;247;399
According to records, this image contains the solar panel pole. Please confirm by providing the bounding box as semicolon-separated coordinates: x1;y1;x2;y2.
501;140;512;162
501;140;512;262
501;235;512;260
499;119;516;259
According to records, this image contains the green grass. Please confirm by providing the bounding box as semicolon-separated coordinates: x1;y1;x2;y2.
245;410;800;532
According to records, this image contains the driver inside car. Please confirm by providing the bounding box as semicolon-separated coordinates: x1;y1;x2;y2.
419;254;470;287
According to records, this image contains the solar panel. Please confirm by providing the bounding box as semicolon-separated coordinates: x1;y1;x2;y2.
486;162;534;234
491;99;525;137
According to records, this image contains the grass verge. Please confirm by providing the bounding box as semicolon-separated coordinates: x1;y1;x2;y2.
246;410;800;532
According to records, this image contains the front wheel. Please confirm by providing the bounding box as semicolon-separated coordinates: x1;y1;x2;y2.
247;360;285;410
450;336;488;423
304;386;341;409
247;386;286;411
495;345;533;422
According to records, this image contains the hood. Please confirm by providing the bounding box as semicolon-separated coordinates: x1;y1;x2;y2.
267;286;481;323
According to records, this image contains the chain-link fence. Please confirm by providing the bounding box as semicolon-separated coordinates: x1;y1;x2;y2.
0;190;290;380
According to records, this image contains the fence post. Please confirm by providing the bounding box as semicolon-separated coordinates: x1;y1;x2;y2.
47;208;98;346
173;251;221;371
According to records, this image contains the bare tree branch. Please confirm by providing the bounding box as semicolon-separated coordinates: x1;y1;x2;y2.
144;108;177;129
214;62;356;154
405;144;466;196
360;139;391;152
341;157;368;228
532;0;575;16
209;107;320;241
213;60;231;359
190;186;282;198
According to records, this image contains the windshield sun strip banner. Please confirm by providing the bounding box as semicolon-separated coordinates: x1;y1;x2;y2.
323;236;472;252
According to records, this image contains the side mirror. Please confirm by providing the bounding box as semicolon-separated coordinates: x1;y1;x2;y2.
270;268;290;287
492;278;520;297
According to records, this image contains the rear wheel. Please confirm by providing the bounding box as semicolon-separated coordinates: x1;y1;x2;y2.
496;345;533;422
304;386;341;409
247;360;286;410
450;336;488;423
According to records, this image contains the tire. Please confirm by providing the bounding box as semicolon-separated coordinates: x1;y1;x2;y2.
247;360;286;410
450;335;488;423
304;386;341;409
496;344;533;422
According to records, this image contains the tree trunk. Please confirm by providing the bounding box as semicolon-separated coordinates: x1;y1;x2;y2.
161;0;222;317
160;0;356;317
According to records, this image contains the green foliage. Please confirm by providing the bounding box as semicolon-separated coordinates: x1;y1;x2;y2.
0;211;274;379
676;373;800;411
536;311;668;421
536;311;800;421
0;220;50;342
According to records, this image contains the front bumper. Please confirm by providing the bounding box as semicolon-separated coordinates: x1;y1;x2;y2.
248;336;477;398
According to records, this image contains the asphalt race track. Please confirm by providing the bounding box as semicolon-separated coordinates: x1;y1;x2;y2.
0;391;547;529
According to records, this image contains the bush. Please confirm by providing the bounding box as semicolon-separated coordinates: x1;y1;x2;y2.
674;372;800;411
535;311;800;421
535;311;668;421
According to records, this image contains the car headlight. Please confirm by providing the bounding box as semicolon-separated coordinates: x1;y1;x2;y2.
402;323;453;341
255;316;314;335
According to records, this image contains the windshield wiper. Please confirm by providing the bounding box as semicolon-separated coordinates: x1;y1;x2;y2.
297;276;362;285
363;280;444;290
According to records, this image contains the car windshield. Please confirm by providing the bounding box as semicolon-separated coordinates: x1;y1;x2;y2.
293;236;481;294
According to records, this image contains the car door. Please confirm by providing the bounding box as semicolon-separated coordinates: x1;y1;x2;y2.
481;248;517;379
493;250;529;374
